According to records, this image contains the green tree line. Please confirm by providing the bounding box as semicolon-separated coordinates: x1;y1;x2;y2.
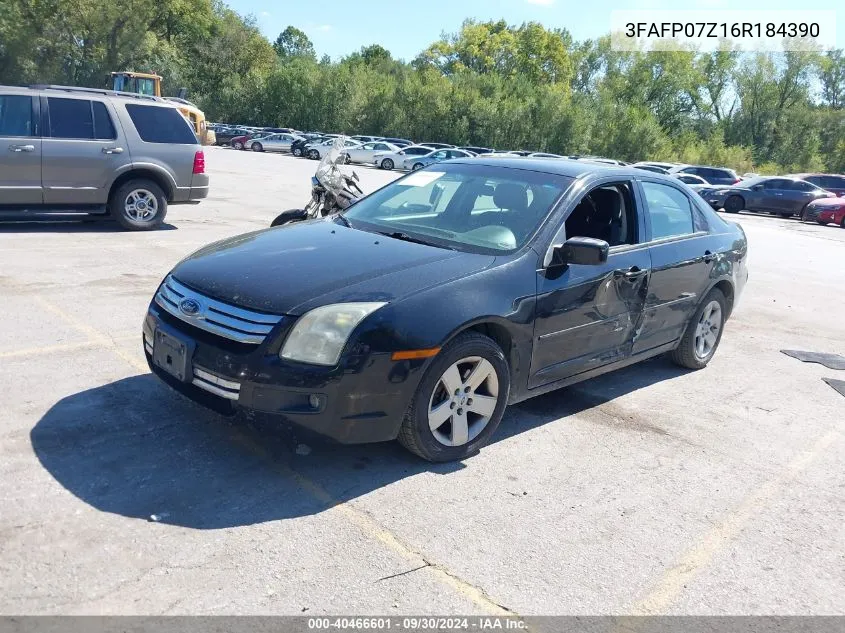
2;0;843;173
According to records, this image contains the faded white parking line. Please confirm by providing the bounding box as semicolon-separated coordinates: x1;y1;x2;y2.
629;429;840;614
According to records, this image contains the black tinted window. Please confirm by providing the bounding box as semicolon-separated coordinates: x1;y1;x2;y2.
820;175;845;188
763;179;788;190
48;97;94;139
642;182;695;240
126;104;197;144
92;101;116;140
0;95;32;136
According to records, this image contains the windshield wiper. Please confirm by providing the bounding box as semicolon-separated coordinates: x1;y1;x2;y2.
377;231;453;249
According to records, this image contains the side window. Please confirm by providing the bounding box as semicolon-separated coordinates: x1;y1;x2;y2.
92;101;117;140
0;95;33;137
432;150;448;159
641;181;695;240
790;180;814;192
373;143;388;151
125;104;197;144
763;179;787;190
564;182;638;246
48;97;94;139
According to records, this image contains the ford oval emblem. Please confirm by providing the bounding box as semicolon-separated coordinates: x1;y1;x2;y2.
179;298;201;317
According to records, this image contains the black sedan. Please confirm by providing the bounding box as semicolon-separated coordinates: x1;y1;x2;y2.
704;176;834;216
144;159;748;462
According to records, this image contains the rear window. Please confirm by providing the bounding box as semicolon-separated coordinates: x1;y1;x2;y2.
126;104;197;144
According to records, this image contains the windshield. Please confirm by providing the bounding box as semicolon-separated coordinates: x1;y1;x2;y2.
343;163;572;254
315;135;348;194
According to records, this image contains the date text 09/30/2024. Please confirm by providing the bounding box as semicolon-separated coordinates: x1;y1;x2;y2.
307;617;526;630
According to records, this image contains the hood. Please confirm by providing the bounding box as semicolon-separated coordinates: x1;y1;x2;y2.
170;221;495;315
807;196;845;208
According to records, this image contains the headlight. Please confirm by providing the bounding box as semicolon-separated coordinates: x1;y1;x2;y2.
280;302;386;366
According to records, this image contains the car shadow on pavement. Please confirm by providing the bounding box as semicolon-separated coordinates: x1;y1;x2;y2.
30;358;685;530
0;219;177;232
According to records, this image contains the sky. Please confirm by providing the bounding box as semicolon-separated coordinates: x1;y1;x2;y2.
229;0;841;60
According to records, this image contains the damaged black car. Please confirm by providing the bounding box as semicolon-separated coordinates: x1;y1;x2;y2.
143;158;748;462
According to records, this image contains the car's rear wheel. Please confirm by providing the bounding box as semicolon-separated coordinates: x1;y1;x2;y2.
308;149;320;160
381;158;394;170
251;142;263;152
670;288;727;370
110;179;167;231
232;141;244;150
398;333;510;462
723;195;743;213
412;162;424;171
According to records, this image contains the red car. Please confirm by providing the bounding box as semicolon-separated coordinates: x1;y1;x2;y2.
230;132;268;150
801;197;845;227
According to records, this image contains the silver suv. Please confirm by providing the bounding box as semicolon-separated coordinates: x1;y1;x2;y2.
0;84;209;230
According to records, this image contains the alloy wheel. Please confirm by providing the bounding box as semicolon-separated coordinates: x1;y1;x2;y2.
124;189;159;222
694;301;722;360
428;356;499;447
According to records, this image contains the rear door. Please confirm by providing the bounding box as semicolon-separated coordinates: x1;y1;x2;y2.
0;93;42;205
782;179;819;215
632;179;714;353
42;96;131;206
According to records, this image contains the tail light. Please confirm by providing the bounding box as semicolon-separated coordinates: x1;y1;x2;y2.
192;151;205;174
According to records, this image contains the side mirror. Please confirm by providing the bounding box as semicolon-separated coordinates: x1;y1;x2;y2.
545;236;609;268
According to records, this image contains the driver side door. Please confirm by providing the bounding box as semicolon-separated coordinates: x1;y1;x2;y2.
529;178;651;388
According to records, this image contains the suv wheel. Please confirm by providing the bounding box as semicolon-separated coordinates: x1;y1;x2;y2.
397;332;510;462
110;179;167;231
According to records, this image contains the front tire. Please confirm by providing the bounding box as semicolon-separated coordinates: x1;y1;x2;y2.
232;141;244;150
670;288;727;370
381;158;394;170
293;147;303;157
723;195;743;213
397;332;510;462
110;179;167;231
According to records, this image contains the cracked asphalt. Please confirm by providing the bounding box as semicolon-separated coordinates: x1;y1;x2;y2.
1;148;843;615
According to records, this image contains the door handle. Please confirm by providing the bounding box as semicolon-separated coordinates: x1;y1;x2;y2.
617;266;646;279
774;192;783;196
704;250;714;264
9;144;35;153
102;147;124;154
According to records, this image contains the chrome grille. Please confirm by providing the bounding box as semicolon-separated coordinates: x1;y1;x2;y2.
155;275;282;344
192;365;240;400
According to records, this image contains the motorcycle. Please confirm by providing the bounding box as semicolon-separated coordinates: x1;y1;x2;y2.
271;136;364;227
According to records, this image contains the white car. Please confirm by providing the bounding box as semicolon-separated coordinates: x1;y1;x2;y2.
342;141;400;165
304;138;361;160
372;144;437;170
401;148;474;171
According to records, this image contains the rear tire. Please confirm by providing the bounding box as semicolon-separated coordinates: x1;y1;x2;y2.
251;142;263;152
381;158;394;170
308;149;320;160
723;195;743;213
670;288;727;370
412;162;424;171
110;179;167;231
397;332;510;462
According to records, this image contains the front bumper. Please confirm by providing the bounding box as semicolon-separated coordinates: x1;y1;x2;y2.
143;304;417;444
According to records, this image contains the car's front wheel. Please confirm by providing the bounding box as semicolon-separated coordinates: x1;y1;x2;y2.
110;179;167;231
398;332;510;462
670;288;727;370
232;141;244;150
292;147;303;157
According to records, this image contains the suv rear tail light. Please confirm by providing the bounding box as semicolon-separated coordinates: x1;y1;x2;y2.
193;151;205;174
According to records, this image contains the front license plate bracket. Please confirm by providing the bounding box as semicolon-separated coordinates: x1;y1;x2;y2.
152;328;192;382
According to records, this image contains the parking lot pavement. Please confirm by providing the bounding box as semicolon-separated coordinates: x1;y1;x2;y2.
1;147;843;615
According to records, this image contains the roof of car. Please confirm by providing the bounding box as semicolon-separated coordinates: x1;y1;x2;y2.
451;156;636;178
